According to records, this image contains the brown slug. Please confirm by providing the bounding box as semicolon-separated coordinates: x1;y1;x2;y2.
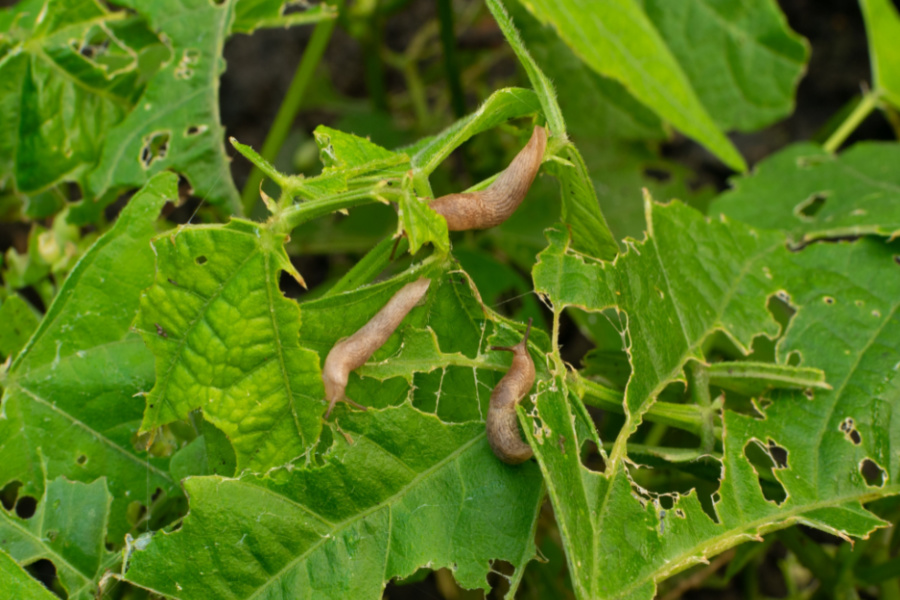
430;126;547;230
486;318;535;464
322;277;431;418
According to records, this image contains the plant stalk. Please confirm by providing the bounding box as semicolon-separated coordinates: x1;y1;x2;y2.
240;2;342;215
823;91;879;153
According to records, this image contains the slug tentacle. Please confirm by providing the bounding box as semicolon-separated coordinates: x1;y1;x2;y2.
486;319;536;464
430;126;547;231
322;277;431;418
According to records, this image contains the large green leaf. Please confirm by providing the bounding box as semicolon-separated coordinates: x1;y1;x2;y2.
528;200;898;599
0;0;166;195
513;0;746;170
0;477;114;600
135;219;322;474
638;0;808;132
81;0;242;221
0;172;178;541
534;199;784;456
508;0;663;141
0;548;58;600
709;142;900;245
125;404;544;599
860;0;900;108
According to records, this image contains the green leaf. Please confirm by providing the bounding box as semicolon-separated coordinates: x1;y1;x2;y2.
508;0;664;141
485;0;566;138
0;547;58;600
709;142;900;245
231;0;335;35
515;0;747;170
407;87;541;176
0;0;166;196
0;477;113;600
315;125;404;170
860;0;900;108
638;0;809;132
0;294;40;359
0;172;179;541
533;198;784;457
398;190;450;255
82;0;242;221
527;218;899;599
546;144;618;260
125;404;545;600
707;361;830;396
135;219;323;474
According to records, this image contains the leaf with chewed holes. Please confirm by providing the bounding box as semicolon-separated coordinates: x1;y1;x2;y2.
710;142;900;245
0;173;178;542
0;548;58;600
125;404;545;600
534;198;786;462
0;477;114;600
135;219;323;474
525;200;899;600
81;0;242;221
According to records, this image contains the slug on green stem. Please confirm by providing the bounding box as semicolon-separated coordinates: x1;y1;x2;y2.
430;126;547;230
486;319;535;464
322;278;431;418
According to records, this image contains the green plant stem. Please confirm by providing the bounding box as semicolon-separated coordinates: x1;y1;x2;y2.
437;0;466;118
274;188;401;233
578;376;721;438
240;3;342;215
823;91;879;153
323;235;408;298
688;361;715;453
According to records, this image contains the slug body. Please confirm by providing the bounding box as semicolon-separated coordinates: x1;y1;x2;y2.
486;319;535;464
322;278;431;418
430;126;547;231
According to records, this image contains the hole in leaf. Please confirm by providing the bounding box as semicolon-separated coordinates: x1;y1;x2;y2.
15;495;37;519
860;459;886;487
839;418;862;445
24;559;65;598
487;559;514;596
579;440;605;473
126;501;147;526
768;441;788;468
185;124;208;137
140;131;170;168
1;481;27;515
795;194;827;220
787;351;801;367
76;454;87;465
0;480;23;510
743;440;788;505
195;255;208;265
